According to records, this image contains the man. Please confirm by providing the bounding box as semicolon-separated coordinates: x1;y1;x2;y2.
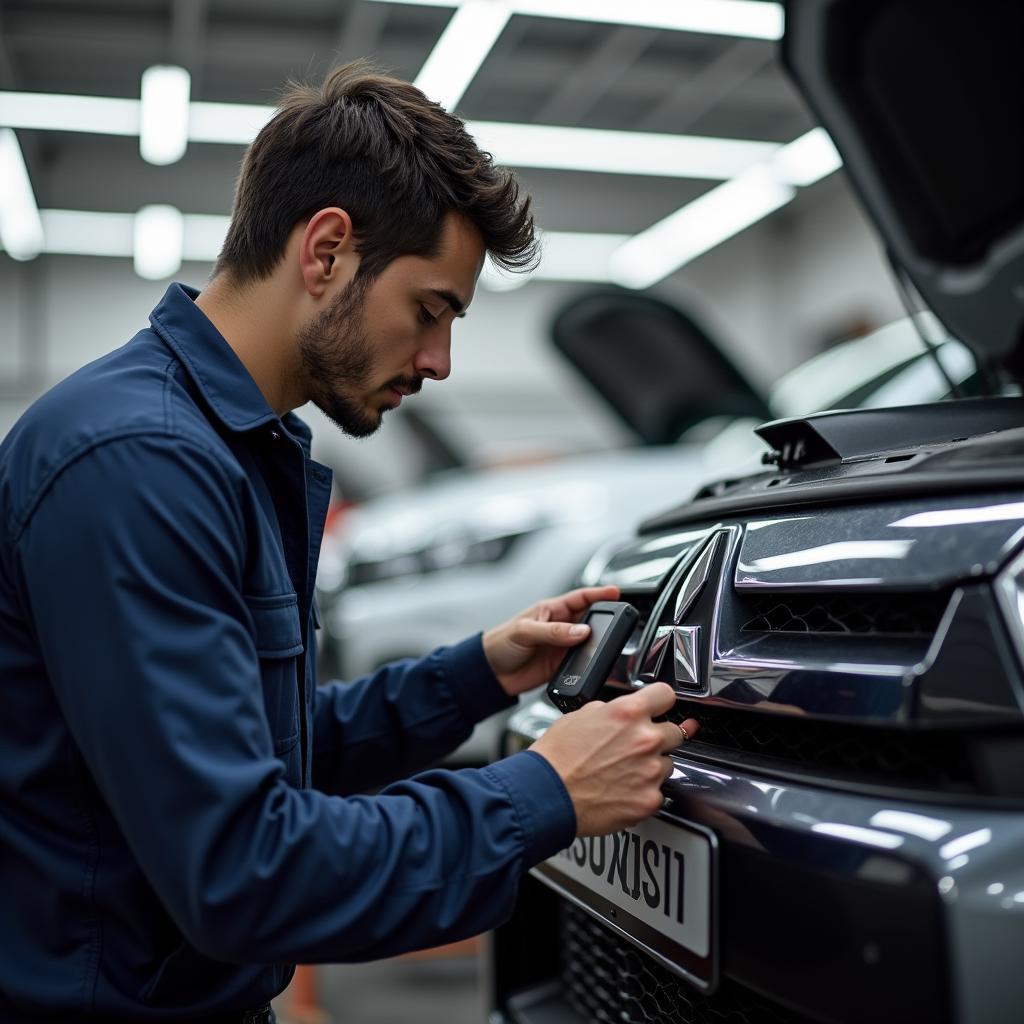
0;63;697;1022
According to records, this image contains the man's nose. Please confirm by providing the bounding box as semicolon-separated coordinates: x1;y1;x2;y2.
414;330;452;381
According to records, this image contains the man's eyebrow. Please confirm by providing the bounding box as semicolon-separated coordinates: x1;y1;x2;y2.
429;288;468;318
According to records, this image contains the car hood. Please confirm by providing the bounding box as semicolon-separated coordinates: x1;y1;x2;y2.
783;0;1024;373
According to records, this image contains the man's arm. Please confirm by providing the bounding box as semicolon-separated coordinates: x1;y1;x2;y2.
311;584;626;795
310;634;515;795
16;434;576;963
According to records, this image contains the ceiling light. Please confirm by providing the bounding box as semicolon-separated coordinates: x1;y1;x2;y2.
370;0;784;40
481;230;628;289
0;90;780;181
182;213;230;262
40;210;134;257
610;163;795;288
515;0;783;39
0;91;139;135
188;101;274;145
771;126;842;186
134;205;184;280
469;120;778;179
0;128;44;260
414;1;512;110
140;66;191;165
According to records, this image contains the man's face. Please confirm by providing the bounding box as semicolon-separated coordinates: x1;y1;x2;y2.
297;212;486;437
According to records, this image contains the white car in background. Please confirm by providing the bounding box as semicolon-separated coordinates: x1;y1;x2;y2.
319;296;976;762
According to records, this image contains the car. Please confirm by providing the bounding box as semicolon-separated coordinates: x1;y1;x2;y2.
319;306;976;764
487;1;1024;1022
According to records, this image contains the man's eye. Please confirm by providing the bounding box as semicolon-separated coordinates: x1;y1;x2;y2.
418;306;438;326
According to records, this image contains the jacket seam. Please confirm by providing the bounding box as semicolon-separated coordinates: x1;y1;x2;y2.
11;428;239;547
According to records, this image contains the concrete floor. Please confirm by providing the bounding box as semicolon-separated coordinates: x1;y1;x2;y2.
274;947;484;1024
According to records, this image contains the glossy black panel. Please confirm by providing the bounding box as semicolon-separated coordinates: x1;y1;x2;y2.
736;494;1024;590
598;527;712;593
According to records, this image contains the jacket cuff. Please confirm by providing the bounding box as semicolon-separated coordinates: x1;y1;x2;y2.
440;633;516;727
483;750;577;866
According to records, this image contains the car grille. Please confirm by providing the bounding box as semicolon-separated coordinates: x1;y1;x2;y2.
738;590;949;636
559;902;813;1024
669;700;978;792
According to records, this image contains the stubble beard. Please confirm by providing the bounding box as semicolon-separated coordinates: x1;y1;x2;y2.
297;276;383;438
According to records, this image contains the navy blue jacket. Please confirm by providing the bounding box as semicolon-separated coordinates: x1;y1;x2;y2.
0;283;576;1021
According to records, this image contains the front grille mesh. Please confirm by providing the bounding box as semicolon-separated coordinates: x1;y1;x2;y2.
738;590;949;636
560;903;811;1024
670;701;977;791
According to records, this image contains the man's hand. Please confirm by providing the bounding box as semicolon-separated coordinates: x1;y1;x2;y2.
482;585;621;697
531;683;700;836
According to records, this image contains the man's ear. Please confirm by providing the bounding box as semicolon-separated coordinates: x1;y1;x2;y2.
298;207;359;298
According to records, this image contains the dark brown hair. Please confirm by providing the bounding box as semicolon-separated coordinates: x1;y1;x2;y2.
215;61;538;283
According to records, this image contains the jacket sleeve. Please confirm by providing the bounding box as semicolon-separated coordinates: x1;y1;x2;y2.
15;434;576;963
311;635;516;795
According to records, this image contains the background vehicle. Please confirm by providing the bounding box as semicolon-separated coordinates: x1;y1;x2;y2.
489;2;1024;1022
319;307;976;763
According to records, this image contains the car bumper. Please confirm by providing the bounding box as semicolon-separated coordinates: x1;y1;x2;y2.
491;701;1024;1024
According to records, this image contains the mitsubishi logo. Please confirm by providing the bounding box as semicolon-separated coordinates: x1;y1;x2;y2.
638;533;723;689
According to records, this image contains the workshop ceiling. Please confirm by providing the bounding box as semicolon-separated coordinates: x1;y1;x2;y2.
0;1;822;279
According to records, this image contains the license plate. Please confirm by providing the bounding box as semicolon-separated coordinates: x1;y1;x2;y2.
532;812;718;992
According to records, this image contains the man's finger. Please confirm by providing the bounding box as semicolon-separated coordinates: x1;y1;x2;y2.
622;682;677;717
555;585;621;615
657;722;685;752
512;618;590;649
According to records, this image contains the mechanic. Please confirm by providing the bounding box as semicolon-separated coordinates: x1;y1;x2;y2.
0;62;699;1023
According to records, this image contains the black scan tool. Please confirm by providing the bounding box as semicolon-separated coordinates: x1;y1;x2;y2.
547;601;639;713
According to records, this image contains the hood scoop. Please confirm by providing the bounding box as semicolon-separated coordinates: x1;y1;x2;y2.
757;397;1024;470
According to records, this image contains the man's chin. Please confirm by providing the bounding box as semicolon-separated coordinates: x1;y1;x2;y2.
314;398;384;439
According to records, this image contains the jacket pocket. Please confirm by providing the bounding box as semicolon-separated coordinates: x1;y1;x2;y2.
245;592;302;759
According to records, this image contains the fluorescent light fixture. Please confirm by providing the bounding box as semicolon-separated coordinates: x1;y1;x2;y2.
188;101;274;145
415;1;512;110
480;229;628;289
140;67;190;165
516;0;782;39
40;209;134;257
134;205;184;280
610;163;795;287
140;66;191;165
370;0;784;40
0;91;139;136
182;213;230;262
0;128;44;260
469;120;778;179
771;126;842;186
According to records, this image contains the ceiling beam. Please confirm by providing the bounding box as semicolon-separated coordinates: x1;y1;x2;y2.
171;0;209;94
638;39;771;133
334;0;390;64
536;25;657;124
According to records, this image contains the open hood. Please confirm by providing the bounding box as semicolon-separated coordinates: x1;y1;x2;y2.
551;289;771;446
783;0;1024;374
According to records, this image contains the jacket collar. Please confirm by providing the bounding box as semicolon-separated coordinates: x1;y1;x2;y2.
149;282;285;435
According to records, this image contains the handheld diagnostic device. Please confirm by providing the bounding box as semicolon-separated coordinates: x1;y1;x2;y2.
547;601;639;713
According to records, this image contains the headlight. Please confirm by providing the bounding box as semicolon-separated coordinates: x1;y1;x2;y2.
347;530;530;586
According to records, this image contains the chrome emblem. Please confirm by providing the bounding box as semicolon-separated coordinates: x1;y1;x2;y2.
639;534;721;688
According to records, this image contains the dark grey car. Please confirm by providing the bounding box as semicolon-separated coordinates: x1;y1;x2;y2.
488;2;1024;1022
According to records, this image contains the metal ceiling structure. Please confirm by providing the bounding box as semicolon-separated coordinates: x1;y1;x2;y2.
0;0;823;283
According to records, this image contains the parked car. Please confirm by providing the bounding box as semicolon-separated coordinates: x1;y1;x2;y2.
489;2;1024;1022
320;311;975;763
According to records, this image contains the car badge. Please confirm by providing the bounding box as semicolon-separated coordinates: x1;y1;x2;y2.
639;533;722;688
